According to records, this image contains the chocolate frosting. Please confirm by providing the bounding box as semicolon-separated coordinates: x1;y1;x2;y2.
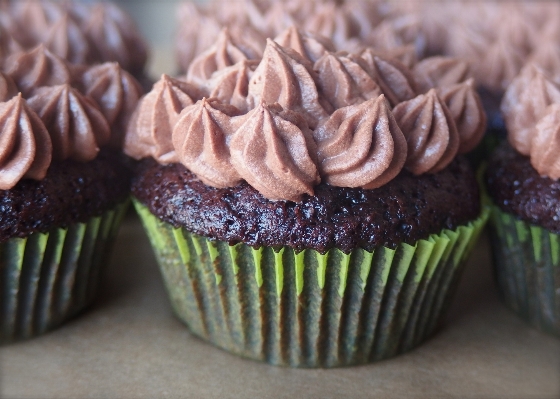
172;98;243;188
0;94;52;189
501;65;560;155
358;51;417;106
0;72;17;101
80;62;143;146
530;104;560;180
124;74;200;163
314;95;407;189
273;26;334;63
204;60;257;113
82;3;148;73
3;45;72;97
393;89;460;174
44;13;92;65
186;29;252;85
436;78;486;154
27;84;110;162
314;52;382;109
229;101;319;202
247;39;329;129
413;56;471;93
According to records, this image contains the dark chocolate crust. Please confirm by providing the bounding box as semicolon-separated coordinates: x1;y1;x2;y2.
0;150;132;241
132;157;481;253
486;143;560;233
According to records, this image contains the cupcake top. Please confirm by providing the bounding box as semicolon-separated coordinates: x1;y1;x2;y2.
0;45;143;190
126;28;486;202
0;0;148;74
501;64;560;179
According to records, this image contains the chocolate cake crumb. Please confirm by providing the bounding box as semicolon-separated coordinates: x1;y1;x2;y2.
133;156;480;253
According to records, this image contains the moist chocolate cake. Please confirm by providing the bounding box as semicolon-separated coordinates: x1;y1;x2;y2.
0;150;131;242
133;156;479;253
486;143;560;234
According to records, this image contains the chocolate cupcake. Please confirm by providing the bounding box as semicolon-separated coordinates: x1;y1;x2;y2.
126;30;488;367
486;65;560;337
0;0;149;86
0;46;142;343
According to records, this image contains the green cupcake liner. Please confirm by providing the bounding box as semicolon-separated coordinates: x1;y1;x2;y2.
134;199;488;367
489;205;560;337
0;201;129;343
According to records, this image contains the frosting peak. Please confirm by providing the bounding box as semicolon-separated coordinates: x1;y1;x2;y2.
186;29;252;85
314;95;407;189
124;74;200;163
173;98;243;188
3;45;72;97
314;52;382;110
501;64;560;155
0;94;52;189
413;56;471;93
393;89;460;174
80;62;143;146
27;84;110;162
247;38;329;129
229;101;319;202
273;26;334;63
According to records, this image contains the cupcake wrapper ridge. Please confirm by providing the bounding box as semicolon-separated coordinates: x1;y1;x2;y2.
489;205;560;336
0;201;129;343
135;199;488;367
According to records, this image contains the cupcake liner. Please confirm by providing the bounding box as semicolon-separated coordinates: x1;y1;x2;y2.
489;205;560;336
135;199;488;367
0;201;129;343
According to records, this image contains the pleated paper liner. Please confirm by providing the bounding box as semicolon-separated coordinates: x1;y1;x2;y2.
489;205;560;337
135;199;488;367
0;201;129;343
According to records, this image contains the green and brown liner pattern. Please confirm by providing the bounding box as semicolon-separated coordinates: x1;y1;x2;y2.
0;202;128;343
489;205;560;337
135;199;488;367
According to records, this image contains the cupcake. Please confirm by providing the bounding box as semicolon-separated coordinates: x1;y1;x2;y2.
0;0;149;87
485;64;560;337
0;45;142;343
125;28;488;367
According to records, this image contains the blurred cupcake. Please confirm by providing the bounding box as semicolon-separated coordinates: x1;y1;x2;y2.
0;46;142;343
125;29;488;367
0;0;149;87
486;64;560;337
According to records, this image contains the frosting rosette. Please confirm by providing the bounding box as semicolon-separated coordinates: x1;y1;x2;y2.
172;98;243;188
501;64;560;156
125;74;201;163
529;104;560;180
0;94;52;189
230;101;319;202
314;95;407;189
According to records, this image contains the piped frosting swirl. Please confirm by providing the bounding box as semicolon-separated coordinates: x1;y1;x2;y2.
0;94;52;189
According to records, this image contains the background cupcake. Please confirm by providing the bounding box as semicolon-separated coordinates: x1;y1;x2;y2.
0;36;143;342
485;64;560;336
125;27;488;367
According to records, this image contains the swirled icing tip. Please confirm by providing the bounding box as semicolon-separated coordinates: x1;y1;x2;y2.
501;63;560;156
436;77;486;154
0;93;52;189
393;88;459;175
229;99;319;202
314;94;407;189
3;43;72;97
27;84;110;162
